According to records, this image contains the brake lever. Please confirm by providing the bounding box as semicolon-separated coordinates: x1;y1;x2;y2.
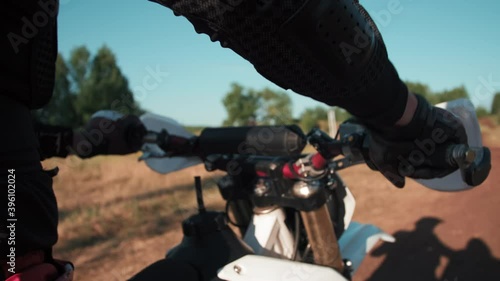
138;146;169;161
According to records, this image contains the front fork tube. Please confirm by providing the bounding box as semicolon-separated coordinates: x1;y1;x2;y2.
300;204;344;272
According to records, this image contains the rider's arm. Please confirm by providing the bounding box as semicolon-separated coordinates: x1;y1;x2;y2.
150;0;468;187
150;0;409;128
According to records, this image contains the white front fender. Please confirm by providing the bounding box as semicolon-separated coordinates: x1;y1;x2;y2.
217;255;349;281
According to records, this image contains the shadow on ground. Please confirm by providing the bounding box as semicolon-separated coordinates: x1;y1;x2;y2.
367;217;500;281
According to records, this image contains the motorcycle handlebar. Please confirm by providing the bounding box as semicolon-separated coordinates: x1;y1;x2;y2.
197;125;307;157
143;125;490;186
307;128;490;187
143;125;307;158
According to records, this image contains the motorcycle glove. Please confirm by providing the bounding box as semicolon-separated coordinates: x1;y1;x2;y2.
75;110;147;158
364;94;468;188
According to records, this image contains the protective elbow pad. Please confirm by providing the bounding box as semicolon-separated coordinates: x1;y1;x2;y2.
152;0;407;125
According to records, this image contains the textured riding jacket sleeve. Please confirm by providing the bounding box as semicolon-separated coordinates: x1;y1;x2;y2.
149;0;409;128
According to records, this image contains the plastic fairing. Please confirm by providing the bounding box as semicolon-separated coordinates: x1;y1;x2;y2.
342;187;356;231
243;208;295;259
338;222;395;274
415;99;483;191
217;255;349;281
219;221;393;280
139;113;202;174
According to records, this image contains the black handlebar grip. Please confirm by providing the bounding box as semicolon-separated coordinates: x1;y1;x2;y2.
125;117;148;152
198;125;306;157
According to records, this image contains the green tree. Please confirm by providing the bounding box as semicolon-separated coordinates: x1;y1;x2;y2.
222;83;260;126
405;81;470;105
34;45;143;127
333;107;351;123
75;45;143;124
69;46;90;90
491;92;500;115
259;88;293;125
222;84;294;126
299;106;328;133
475;106;490;118
434;85;469;104
33;54;78;126
298;106;351;133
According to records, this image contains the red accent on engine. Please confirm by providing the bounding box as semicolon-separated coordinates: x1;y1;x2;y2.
256;170;268;177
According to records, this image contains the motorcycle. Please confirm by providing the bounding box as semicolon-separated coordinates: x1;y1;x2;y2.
128;98;490;281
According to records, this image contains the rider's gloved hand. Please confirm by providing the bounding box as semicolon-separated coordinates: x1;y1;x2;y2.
363;94;468;188
74;110;147;158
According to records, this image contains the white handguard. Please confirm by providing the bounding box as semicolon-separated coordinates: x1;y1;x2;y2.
139;112;202;174
90;110;124;121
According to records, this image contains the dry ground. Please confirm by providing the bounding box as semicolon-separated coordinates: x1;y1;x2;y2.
46;120;500;281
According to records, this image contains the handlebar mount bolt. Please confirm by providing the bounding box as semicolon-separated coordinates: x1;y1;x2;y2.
269;163;278;171
292;180;321;199
254;179;269;196
233;265;242;274
327;178;338;189
343;259;354;275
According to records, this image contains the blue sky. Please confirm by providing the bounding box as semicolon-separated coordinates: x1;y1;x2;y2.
58;0;500;126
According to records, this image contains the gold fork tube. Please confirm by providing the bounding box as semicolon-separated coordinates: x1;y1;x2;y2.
300;204;344;272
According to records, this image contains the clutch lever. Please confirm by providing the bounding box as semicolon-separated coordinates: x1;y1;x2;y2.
329;156;365;171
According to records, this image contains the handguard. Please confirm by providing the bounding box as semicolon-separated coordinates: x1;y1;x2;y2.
150;0;408;127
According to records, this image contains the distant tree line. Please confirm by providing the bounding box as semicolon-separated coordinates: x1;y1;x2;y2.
222;81;499;133
36;45;500;130
33;45;143;127
221;83;351;132
492;93;500;121
405;81;500;121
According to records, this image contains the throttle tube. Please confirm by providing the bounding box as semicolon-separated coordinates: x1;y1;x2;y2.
198;125;306;157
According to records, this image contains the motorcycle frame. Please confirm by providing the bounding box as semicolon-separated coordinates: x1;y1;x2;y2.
226;172;357;272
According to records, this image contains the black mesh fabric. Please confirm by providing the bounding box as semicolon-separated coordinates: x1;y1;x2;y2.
1;0;58;109
0;1;59;257
150;0;408;127
30;12;58;109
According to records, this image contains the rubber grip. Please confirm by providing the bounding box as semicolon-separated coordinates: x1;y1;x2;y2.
198;125;306;157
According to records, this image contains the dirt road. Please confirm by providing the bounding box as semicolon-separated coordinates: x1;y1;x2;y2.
50;130;499;280
344;147;499;281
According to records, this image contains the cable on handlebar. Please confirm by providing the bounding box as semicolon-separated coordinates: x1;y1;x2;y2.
224;200;248;228
282;154;328;181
